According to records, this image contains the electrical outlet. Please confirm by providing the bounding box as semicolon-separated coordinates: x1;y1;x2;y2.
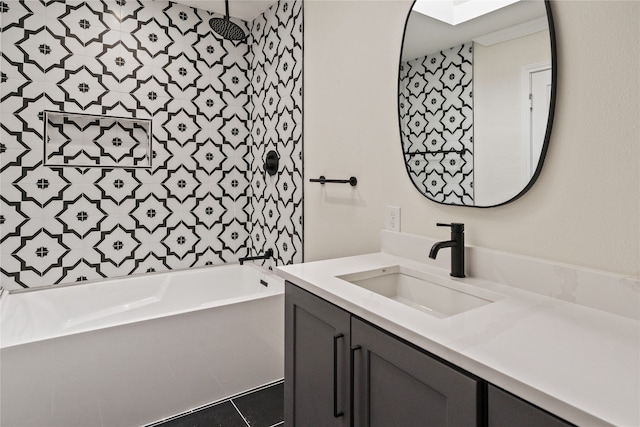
385;206;401;232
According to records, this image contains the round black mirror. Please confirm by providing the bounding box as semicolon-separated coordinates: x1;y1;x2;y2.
398;0;556;207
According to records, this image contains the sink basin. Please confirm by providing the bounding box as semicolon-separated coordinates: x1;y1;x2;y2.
337;266;503;318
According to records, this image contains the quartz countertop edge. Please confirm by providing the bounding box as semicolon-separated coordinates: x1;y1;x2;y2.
277;252;640;427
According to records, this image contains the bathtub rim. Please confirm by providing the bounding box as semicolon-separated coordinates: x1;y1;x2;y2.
1;262;275;296
0;262;283;349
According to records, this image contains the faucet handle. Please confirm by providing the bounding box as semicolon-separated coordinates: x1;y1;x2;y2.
436;223;464;232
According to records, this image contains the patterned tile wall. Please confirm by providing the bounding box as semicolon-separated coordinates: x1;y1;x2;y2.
0;0;303;289
43;111;152;167
249;0;303;270
399;42;474;205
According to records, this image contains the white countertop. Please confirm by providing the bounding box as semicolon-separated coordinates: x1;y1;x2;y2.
277;252;640;427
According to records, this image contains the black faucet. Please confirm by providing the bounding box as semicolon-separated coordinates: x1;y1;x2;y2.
428;223;465;278
239;248;273;265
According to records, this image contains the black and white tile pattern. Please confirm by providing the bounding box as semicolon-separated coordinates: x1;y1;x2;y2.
44;111;152;167
399;43;474;205
0;0;303;289
249;0;303;270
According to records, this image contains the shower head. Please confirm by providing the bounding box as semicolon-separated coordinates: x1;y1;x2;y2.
210;0;247;41
210;17;246;41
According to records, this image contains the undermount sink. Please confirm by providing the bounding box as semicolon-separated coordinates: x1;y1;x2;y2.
337;266;504;318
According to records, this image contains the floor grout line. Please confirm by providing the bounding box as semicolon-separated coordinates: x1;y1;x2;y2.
231;379;284;401
145;380;284;426
147;380;284;426
230;400;251;427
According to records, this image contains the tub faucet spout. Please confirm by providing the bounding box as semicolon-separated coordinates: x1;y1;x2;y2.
239;248;274;265
428;223;465;278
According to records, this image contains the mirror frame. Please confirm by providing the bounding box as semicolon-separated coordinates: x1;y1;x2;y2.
397;0;557;208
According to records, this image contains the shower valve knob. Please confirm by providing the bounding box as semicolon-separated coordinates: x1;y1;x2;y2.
264;150;279;176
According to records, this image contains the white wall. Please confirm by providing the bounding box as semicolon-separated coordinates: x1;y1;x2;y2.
304;0;639;277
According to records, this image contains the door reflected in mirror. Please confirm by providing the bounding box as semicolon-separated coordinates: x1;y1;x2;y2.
398;0;555;207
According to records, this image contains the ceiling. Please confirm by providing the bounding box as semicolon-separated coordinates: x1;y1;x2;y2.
402;0;548;61
173;0;277;21
173;0;546;61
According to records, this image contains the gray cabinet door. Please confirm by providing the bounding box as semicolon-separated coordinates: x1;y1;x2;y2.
351;317;480;427
285;282;351;427
488;385;574;427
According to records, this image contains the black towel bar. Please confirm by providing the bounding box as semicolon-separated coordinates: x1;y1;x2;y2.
310;176;357;186
406;149;466;156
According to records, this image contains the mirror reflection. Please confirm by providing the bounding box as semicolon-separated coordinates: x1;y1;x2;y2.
398;0;554;207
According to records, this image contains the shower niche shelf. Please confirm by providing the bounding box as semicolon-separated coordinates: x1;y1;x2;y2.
43;111;152;168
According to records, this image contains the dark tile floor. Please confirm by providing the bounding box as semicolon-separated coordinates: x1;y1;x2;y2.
152;381;284;427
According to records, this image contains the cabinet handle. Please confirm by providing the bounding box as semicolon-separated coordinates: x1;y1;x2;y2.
350;345;361;427
333;333;345;418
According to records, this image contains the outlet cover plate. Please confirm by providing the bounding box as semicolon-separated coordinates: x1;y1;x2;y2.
385;206;401;232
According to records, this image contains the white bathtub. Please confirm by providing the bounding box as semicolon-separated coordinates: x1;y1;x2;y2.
0;264;285;427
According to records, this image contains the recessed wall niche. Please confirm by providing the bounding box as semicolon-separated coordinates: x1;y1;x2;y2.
44;111;152;168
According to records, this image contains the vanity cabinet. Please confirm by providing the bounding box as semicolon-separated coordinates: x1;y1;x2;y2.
284;281;351;426
488;385;574;427
285;282;480;426
350;317;480;425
